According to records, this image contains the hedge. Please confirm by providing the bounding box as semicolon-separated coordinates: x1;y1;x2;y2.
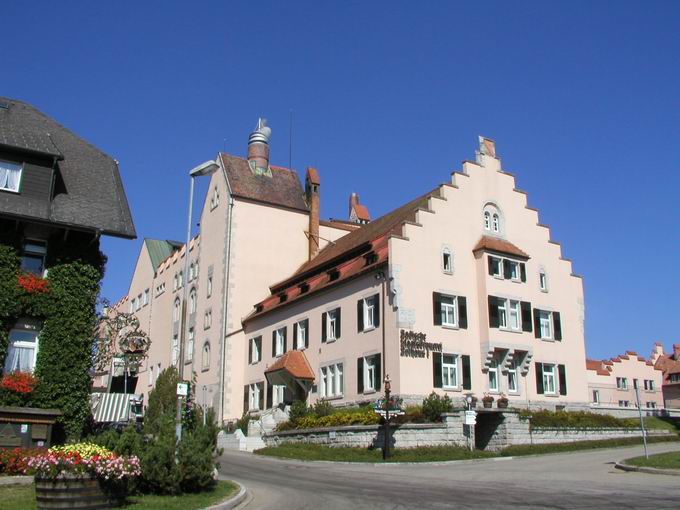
521;409;637;429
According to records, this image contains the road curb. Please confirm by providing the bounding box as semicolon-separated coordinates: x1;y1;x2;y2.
0;475;33;486
202;480;248;510
614;462;680;477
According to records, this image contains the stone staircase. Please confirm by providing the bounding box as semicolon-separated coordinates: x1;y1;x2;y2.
218;407;289;452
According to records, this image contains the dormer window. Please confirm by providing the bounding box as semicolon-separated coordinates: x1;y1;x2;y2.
0;160;22;193
299;283;310;294
364;253;378;266
328;269;340;282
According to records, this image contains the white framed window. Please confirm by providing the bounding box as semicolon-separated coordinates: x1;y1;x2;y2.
136;294;142;311
142;289;149;306
249;383;261;411
492;213;500;232
542;363;557;395
189;288;197;314
498;299;508;329
186;328;194;362
363;296;376;330
172;335;178;365
327;309;338;341
210;186;220;210
173;298;181;322
274;327;285;357
320;363;343;398
507;359;518;393
442;354;459;389
507;261;520;281
488;359;499;391
538;310;553;339
189;263;194;281
508;300;521;331
484;211;491;230
618;400;630;408
202;342;210;370
206;276;213;298
646;402;657;409
4;325;39;373
490;256;503;277
204;310;212;329
616;377;628;390
178;271;183;289
295;320;307;350
441;295;458;327
0;160;23;192
592;390;600;403
442;248;452;273
273;385;286;406
539;271;548;292
148;366;153;386
173;274;178;291
364;356;378;392
21;241;47;275
250;336;261;364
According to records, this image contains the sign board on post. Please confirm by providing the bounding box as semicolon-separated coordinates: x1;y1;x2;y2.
176;382;189;397
464;410;477;426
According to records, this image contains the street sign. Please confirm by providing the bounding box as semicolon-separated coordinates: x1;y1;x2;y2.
176;382;188;397
464;410;477;426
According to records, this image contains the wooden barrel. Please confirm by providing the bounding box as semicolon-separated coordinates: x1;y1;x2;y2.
35;475;113;510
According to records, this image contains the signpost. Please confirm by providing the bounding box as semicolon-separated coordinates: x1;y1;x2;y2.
176;382;189;397
373;376;404;459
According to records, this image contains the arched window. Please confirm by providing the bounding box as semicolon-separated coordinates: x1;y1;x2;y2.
173;273;178;291
173;298;181;322
483;203;503;235
178;271;183;289
492;213;500;233
189;288;197;314
202;342;210;370
484;211;491;230
189;263;194;281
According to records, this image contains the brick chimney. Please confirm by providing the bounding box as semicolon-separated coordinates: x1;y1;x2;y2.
673;344;680;360
305;167;320;260
349;193;359;217
247;118;271;172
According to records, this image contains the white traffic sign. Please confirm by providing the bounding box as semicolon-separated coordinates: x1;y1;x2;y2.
176;382;189;397
464;410;477;426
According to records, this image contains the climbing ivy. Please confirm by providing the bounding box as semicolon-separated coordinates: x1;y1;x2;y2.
0;228;105;440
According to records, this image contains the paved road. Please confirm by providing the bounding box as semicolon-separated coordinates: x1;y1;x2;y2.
218;443;680;509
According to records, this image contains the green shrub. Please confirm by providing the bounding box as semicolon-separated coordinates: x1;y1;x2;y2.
235;413;258;436
394;405;427;424
521;409;638;429
288;400;309;424
178;431;217;493
421;392;453;422
140;429;180;495
90;429;121;451
312;400;334;417
282;409;380;430
115;425;146;457
145;367;181;436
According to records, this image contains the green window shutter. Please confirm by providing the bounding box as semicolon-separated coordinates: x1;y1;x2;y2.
433;292;442;326
488;255;494;275
503;259;512;279
266;383;273;409
243;385;249;414
248;339;253;364
304;319;310;348
553;312;562;341
271;331;276;356
535;363;544;394
336;308;342;339
520;263;527;282
533;309;542;338
558;364;567;396
375;353;382;391
433;352;443;388
374;293;380;328
458;296;468;329
488;296;500;328
282;327;287;353
357;357;364;394
357;299;364;332
521;301;533;332
462;355;472;390
321;312;327;343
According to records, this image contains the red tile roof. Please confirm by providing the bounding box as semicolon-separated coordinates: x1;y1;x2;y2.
586;359;610;376
306;167;320;185
265;350;315;381
472;236;530;259
220;153;308;212
353;204;371;221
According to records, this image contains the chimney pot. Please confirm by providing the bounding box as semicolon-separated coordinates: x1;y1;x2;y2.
248;118;271;172
306;167;320;260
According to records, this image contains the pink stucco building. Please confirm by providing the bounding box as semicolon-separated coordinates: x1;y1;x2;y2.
586;350;664;416
651;343;680;409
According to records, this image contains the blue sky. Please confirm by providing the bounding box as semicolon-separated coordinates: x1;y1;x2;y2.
4;2;679;360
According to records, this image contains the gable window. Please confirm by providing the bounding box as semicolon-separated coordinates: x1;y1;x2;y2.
136;294;142;311
322;308;341;342
173;274;178;291
249;336;262;364
442;354;459;389
189;288;197;314
507;359;519;393
488;359;499;392
294;319;309;350
189;263;195;281
535;363;567;396
433;292;468;329
492;214;500;232
539;271;548;292
616;377;628;390
358;295;379;333
186;328;194;362
178;271;183;289
4;324;39;373
272;327;287;357
644;379;655;391
0;160;22;192
202;342;210;370
320;362;343;398
210;187;220;210
484;211;491;230
592;390;600;403
442;248;452;274
148;366;154;386
483;204;503;234
533;309;562;340
21;241;47;275
358;354;381;393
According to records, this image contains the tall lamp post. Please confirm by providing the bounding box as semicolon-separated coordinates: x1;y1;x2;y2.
176;160;220;442
383;374;391;460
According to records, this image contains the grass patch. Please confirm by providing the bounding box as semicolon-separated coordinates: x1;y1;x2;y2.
0;481;238;510
255;444;494;462
500;434;680;457
625;451;680;470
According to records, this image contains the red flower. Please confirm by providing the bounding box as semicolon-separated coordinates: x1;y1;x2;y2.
0;372;38;394
17;273;49;294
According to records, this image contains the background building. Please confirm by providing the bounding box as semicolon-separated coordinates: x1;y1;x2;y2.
652;343;680;409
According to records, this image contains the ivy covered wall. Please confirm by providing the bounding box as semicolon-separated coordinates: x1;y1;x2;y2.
0;224;106;440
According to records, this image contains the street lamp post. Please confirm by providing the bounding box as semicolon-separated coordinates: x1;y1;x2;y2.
176;160;220;443
383;374;391;460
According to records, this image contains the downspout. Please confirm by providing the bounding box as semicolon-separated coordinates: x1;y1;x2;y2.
218;162;235;425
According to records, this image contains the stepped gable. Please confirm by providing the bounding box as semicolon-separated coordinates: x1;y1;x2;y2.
585;359;611;376
219;153;308;212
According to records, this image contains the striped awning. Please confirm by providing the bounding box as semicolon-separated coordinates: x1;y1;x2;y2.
90;393;142;423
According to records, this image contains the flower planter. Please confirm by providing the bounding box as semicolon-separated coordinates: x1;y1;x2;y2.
35;473;117;509
482;400;493;408
497;400;509;409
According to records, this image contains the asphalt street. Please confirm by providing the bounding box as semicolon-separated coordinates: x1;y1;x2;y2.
217;443;680;509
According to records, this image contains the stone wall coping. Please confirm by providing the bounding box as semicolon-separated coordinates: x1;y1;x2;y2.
267;422;446;437
531;427;671;434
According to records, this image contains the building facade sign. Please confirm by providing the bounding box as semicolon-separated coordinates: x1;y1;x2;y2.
400;330;442;359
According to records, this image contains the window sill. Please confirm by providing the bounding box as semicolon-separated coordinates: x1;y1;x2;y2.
326;338;338;344
322;395;344;401
540;288;549;293
540;337;555;342
201;367;209;372
0;188;20;194
362;326;376;333
441;324;460;330
443;387;462;392
442;270;453;276
499;327;523;334
363;389;377;395
543;393;559;398
250;360;261;366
